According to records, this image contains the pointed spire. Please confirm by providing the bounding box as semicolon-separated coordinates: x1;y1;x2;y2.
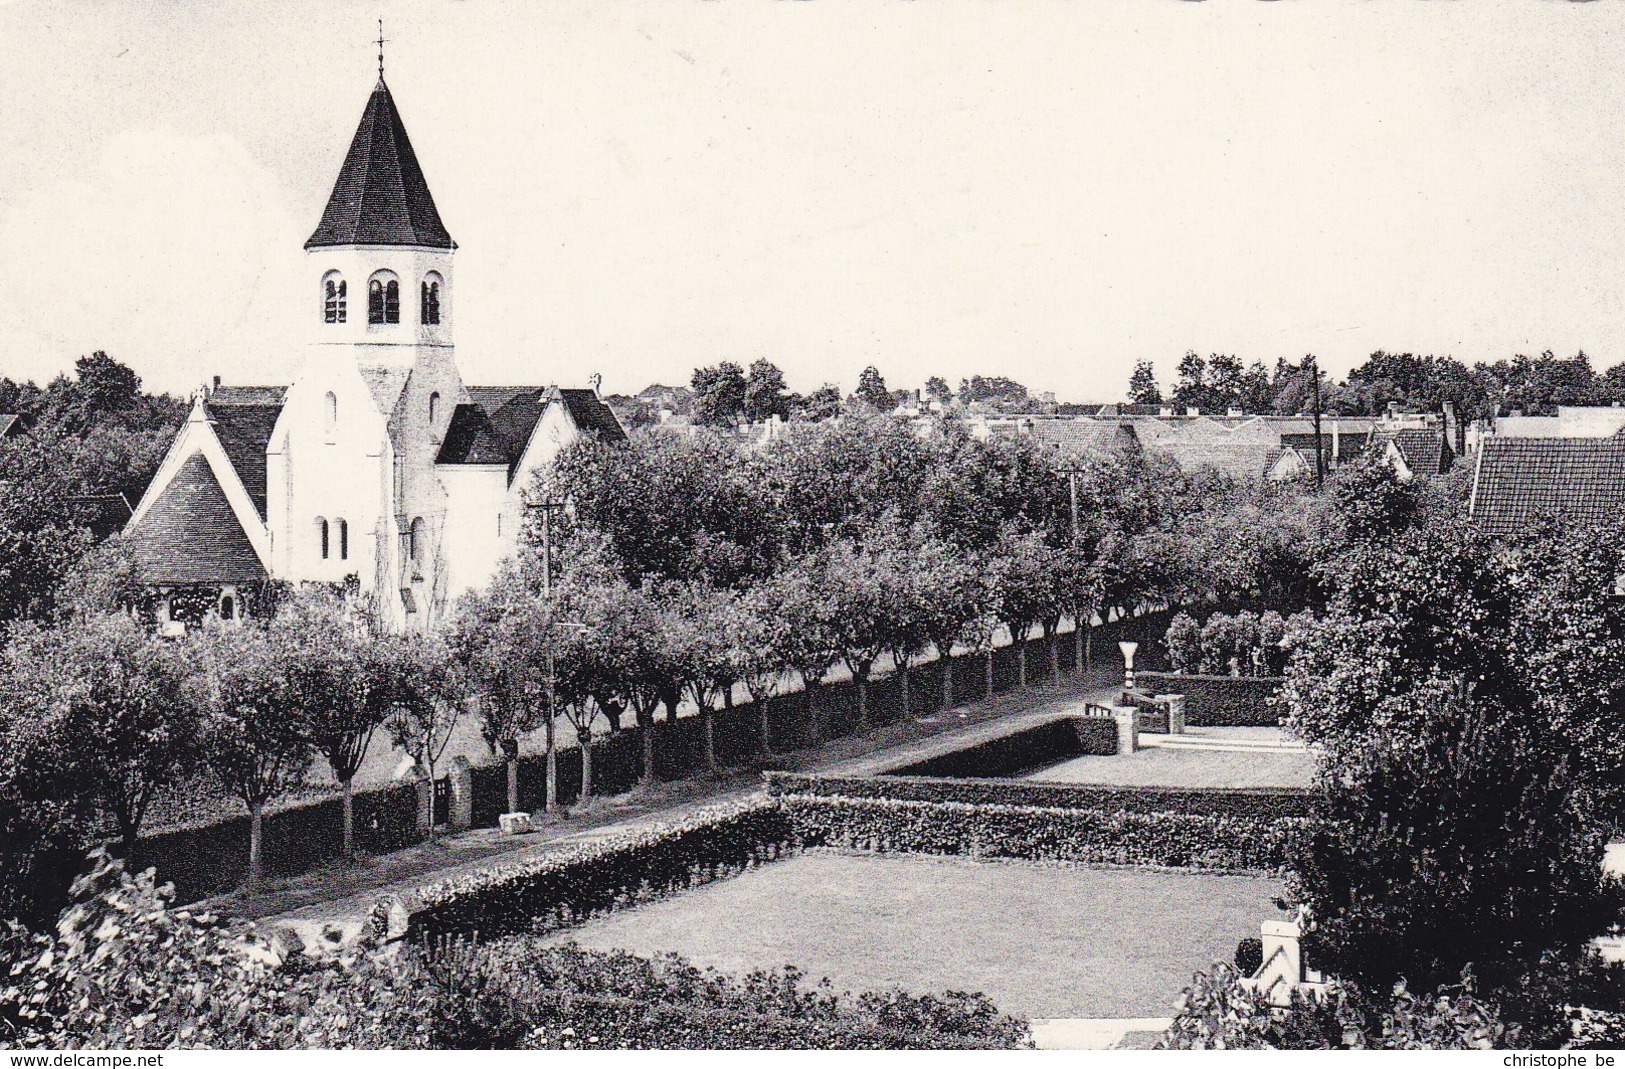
304;79;456;250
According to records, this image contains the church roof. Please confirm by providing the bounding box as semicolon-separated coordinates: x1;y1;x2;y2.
126;453;268;585
437;386;627;470
304;79;456;251
204;398;283;521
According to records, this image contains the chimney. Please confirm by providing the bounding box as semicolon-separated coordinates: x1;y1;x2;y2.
1442;401;1462;456
1386;401;1399;421
1185;406;1199;417
211;375;221;395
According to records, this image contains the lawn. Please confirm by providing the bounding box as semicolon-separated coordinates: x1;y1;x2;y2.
539;850;1286;1020
1026;745;1315;789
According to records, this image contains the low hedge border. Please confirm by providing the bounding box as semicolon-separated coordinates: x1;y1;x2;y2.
1134;672;1282;727
512;989;1019;1050
409;798;798;941
880;717;1117;779
764;771;1315;819
781;793;1308;872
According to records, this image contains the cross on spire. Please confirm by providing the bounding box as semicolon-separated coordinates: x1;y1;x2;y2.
375;18;387;80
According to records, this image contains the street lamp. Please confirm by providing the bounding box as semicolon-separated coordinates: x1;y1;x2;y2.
527;498;567;813
1119;640;1138;693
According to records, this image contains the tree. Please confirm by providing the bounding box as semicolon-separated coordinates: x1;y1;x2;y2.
689;362;748;427
1205;354;1244;412
852;366;891;411
193;621;317;891
915;538;986;712
822;536;902;730
0;432;92;624
743;358;792;422
1172;351;1208;410
957;375;1029;409
923;376;954;407
276;590;382;857
761;553;842;747
382;633;462;840
984;530;1063;689
795;383;843;423
9;614;199;849
448;566;551;815
1127;360;1162;406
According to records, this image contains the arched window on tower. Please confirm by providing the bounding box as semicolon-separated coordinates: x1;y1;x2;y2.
336;518;349;561
421;276;441;325
409;517;425;569
323;273;347;324
324;391;338;434
385;280;400;324
429;391;440;424
369;279;385;324
317;517;330;560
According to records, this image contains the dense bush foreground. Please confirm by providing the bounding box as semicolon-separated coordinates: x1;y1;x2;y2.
0;850;1029;1050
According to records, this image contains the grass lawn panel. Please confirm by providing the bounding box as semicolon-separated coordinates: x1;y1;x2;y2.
1025;745;1314;789
538;850;1286;1020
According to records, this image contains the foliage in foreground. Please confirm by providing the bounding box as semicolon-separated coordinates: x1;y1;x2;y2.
0;850;1028;1050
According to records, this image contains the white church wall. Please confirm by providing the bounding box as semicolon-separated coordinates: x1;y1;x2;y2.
438;463;513;600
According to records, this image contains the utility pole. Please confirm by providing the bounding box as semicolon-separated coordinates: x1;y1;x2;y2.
1306;355;1325;488
527;498;566;814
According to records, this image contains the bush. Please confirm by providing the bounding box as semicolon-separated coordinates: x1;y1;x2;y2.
1156;964;1521;1050
781;793;1306;871
427;939;1031;1050
1164;613;1201;674
410;799;798;940
1234;937;1262;977
1132;672;1282;727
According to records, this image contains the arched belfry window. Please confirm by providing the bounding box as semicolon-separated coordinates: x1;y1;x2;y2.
421;275;442;325
368;273;401;325
323;272;347;324
336;518;349;561
324;391;338;432
429;391;440;423
317;517;330;560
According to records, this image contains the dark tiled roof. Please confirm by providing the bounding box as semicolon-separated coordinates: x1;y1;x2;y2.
209;385;287;406
558;388;628;443
70;493;133;541
127;453;267;585
1281;430;1371;465
1027;419;1136;456
436;403;512;465
1380;428;1453;476
205;401;282;520
439;387;628;468
1149;440;1278;480
1471;437;1625;537
304;79;455;250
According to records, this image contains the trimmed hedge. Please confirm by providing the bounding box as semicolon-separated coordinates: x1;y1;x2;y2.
1134;672;1283;727
881;717;1117;779
437;940;1030;1050
409;798;798;941
781;793;1307;871
765;771;1315;819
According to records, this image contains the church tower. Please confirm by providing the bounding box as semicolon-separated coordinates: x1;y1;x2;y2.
267;70;467;629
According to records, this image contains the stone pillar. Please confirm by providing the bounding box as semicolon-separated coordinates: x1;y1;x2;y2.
1163;694;1186;735
1110;704;1138;754
448;756;473;831
413;769;433;839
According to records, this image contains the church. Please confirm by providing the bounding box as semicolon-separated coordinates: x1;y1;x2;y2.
124;71;626;633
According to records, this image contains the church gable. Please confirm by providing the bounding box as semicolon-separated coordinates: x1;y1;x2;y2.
127;453;269;585
207;397;284;521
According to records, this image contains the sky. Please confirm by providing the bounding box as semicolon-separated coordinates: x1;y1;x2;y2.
2;1;1625;402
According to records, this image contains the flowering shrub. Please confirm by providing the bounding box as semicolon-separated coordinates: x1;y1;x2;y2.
781;793;1305;871
1156;963;1520;1050
1164;609;1306;677
410;798;798;940
428;939;1030;1049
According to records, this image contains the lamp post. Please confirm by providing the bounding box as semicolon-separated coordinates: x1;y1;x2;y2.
1119;640;1138;693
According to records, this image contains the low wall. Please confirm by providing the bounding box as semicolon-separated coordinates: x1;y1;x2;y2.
1134;672;1282;727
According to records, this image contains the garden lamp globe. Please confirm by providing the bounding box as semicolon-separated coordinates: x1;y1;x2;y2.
1119;640;1138;691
